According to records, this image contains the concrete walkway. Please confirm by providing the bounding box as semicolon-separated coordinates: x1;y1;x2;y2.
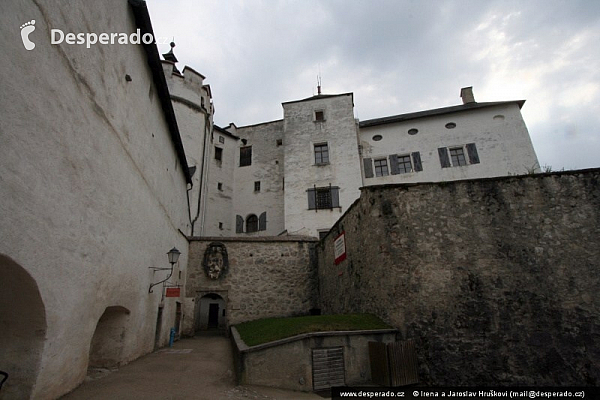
61;334;323;400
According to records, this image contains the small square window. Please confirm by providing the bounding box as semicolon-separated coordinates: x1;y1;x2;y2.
276;139;283;146
217;182;223;191
215;147;223;161
315;110;325;121
254;181;261;192
219;136;225;144
314;143;329;165
374;158;389;177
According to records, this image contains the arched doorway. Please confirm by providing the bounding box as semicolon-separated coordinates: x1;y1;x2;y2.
197;293;227;332
88;306;130;369
0;254;47;399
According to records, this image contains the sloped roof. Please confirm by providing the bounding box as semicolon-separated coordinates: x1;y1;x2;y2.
359;100;525;128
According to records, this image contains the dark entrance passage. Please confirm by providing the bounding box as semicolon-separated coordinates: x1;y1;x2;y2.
208;303;219;329
197;293;227;332
0;254;47;399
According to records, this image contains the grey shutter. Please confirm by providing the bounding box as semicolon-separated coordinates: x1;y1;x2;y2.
363;158;374;178
389;154;400;175
259;212;267;231
438;147;451;168
307;189;316;210
412;152;423;172
236;215;244;233
331;187;340;208
466;143;480;164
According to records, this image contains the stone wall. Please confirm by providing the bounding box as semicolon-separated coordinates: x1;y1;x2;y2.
317;169;600;386
231;327;398;392
186;237;319;330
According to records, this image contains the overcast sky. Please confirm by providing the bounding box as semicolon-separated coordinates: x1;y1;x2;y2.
148;0;600;171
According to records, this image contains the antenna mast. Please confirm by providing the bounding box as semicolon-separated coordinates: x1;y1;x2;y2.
317;65;322;95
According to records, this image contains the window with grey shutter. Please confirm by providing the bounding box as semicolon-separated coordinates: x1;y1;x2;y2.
307;188;316;210
236;215;244;233
466;143;480;164
259;212;267;231
438;147;451;168
363;158;374;178
389;154;400;175
412;152;423;171
331;187;340;208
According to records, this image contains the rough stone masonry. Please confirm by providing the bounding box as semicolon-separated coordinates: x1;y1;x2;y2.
318;169;600;386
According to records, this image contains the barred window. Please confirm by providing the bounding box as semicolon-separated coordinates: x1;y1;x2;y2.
314;143;329;165
307;186;340;210
374;158;389;177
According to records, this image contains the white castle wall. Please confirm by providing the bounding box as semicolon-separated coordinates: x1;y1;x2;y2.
282;94;363;237
1;1;191;397
360;102;540;185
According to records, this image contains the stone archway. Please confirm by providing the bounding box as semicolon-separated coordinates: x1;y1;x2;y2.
196;293;227;332
0;254;47;399
88;306;130;369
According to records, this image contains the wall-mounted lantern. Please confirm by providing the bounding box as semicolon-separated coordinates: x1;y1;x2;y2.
149;247;181;294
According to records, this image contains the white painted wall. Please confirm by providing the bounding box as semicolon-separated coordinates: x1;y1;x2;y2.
359;102;540;185
283;94;363;237
0;1;190;397
203;128;237;236
232;121;285;236
162;62;214;236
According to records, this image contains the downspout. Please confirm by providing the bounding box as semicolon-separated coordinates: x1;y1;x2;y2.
190;112;211;236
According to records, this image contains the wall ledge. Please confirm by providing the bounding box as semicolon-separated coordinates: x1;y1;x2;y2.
231;326;398;354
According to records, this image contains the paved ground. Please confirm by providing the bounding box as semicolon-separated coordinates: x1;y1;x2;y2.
61;334;323;400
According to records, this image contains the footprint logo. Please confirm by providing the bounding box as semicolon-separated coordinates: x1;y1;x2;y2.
20;20;36;50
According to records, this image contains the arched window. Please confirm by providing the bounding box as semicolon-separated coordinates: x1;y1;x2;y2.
246;214;258;233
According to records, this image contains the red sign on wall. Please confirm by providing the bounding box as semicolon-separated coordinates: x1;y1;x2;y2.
334;232;346;265
165;287;181;297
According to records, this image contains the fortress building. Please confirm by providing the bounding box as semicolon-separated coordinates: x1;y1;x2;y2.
7;1;599;399
162;52;539;239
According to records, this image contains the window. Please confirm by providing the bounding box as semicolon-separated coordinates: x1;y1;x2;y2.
246;214;258;233
372;135;383;141
408;128;418;135
218;222;223;230
374;158;389;177
240;146;252;167
318;231;329;240
389;153;422;174
307;186;340;210
445;122;457;129
439;143;480;168
449;147;467;166
217;182;223;191
219;135;225;144
276;139;283;146
214;146;222;161
315;110;325;121
254;181;260;192
397;155;413;174
314;143;329;165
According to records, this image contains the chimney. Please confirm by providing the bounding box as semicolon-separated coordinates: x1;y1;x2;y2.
460;86;475;104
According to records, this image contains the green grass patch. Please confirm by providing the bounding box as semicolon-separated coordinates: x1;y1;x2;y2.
234;313;392;347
